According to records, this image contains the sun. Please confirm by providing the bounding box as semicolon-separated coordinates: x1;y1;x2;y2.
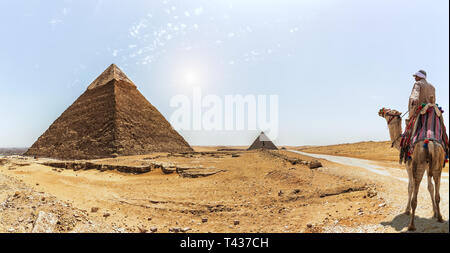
183;69;200;86
184;70;198;85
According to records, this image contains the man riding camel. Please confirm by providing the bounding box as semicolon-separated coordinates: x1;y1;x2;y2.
378;70;448;231
401;69;449;164
407;70;435;125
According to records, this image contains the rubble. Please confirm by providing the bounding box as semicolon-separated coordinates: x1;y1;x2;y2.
32;211;58;233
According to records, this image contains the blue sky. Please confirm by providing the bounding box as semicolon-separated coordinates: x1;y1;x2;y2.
0;0;448;147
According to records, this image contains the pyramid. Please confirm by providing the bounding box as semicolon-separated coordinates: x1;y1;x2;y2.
247;132;278;150
25;64;193;160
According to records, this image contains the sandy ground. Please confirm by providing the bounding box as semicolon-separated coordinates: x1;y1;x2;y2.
1;149;388;233
288;150;449;233
0;141;447;233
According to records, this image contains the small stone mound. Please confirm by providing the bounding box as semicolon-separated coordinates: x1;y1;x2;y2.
176;166;226;178
0;158;8;166
266;150;322;168
308;161;322;169
265;170;306;184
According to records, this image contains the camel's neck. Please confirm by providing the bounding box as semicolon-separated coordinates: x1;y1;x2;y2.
387;117;402;150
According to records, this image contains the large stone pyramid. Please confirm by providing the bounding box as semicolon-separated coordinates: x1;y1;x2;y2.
25;64;193;160
247;132;278;150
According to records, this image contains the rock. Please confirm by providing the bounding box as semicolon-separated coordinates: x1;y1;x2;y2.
278;190;283;196
32;211;58;233
306;224;313;228
169;227;181;233
308;161;322;169
14;191;21;198
103;213;110;218
177;167;226;178
91;207;99;213
378;203;386;208
161;166;176;174
231;154;240;158
292;189;301;194
116;227;126;233
150;227;158;233
138;227;147;233
181;227;191;232
202;218;208;223
234;220;240;226
8;228;15;232
289;159;302;165
147;217;152;221
367;189;377;198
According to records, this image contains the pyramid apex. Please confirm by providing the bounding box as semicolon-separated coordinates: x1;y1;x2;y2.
87;64;136;90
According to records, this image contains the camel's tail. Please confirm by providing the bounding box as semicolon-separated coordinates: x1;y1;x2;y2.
423;140;433;174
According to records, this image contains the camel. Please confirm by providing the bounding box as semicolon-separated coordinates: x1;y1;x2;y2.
379;107;445;231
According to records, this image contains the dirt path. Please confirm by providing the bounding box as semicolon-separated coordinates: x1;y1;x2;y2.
288;150;449;233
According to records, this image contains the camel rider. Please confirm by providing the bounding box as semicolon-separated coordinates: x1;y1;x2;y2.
400;70;449;165
406;70;435;126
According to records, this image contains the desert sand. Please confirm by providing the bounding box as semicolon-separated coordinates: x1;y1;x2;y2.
0;141;448;233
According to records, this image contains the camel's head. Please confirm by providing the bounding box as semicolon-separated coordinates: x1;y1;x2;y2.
378;108;402;124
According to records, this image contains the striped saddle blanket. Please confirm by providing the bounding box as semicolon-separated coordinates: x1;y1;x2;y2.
400;103;449;164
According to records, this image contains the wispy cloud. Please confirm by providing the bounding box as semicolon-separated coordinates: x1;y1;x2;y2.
62;8;70;16
115;2;301;67
49;18;62;29
49;7;70;30
194;7;204;16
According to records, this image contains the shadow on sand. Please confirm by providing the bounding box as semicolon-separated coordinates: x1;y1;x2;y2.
381;213;449;233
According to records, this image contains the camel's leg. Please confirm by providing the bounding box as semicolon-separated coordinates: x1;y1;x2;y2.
408;163;425;231
404;164;413;215
433;172;443;223
427;173;437;218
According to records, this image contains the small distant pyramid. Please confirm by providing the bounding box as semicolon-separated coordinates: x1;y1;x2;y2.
247;132;278;150
25;64;193;160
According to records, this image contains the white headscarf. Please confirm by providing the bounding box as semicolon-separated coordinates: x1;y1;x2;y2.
413;70;427;79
